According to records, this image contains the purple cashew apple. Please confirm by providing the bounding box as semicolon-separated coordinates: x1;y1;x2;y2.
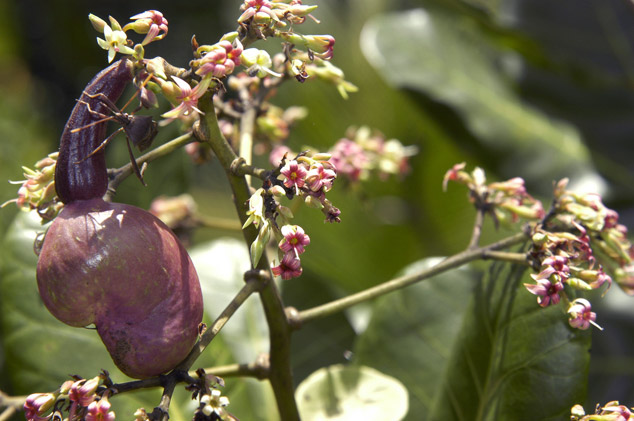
35;59;203;379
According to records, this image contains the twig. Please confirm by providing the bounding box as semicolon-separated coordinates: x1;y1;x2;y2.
112;273;265;399
297;231;530;325
153;376;177;421
468;207;486;249
0;406;17;421
106;132;193;198
238;86;257;187
482;250;529;265
196;354;270;380
193;215;242;231
0;391;25;421
176;273;265;371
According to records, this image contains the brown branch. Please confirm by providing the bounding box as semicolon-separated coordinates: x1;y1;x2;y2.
297;231;530;325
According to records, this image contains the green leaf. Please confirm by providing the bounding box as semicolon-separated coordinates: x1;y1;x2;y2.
354;257;591;420
429;260;591;421
360;7;601;189
353;258;479;419
295;364;409;420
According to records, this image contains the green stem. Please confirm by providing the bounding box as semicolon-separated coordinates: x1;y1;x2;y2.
196;94;300;421
482;250;530;265
298;231;529;325
238;86;256;187
177;276;263;371
468;207;486;249
196;356;270;380
0;406;17;421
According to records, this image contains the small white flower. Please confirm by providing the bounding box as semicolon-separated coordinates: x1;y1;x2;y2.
97;24;135;63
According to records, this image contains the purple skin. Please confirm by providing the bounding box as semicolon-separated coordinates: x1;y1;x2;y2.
37;60;204;379
37;199;203;379
55;59;134;204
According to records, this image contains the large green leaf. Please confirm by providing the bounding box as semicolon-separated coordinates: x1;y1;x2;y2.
354;257;591;420
353;258;479;419
429;260;591;421
295;364;409;420
360;7;601;191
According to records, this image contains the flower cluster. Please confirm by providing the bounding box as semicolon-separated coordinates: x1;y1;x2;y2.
329;126;417;182
89;11;168;63
191;33;244;79
521;178;634;329
2;152;63;222
443;163;545;224
269;127;416;188
442;166;631;330
551;179;634;295
571;401;633;421
243;152;338;280
238;0;319;28
24;374;115;421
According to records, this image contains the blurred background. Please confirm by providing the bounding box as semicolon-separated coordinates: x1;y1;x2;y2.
2;0;634;419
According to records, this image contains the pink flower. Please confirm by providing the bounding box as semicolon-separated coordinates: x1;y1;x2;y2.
442;162;467;191
127;10;168;45
280;160;307;192
306;163;336;192
305;35;335;60
279;225;310;256
533;255;569;282
69;377;99;407
195;40;243;78
524;278;564;307
272;252;303;280
238;0;278;23
161;76;211;123
24;393;55;421
567;298;601;330
600;401;632;421
85;398;115;421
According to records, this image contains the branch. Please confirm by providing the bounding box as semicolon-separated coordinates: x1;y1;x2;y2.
468;207;486;249
237;86;257;187
195;94;300;421
176;272;265;371
0;391;25;421
297;231;530;325
197;354;270;380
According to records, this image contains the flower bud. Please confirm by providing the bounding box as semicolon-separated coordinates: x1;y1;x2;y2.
304;195;324;209
89;14;108;33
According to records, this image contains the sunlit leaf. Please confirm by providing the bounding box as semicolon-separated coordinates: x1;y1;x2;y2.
295;364;409;420
429;260;591;420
